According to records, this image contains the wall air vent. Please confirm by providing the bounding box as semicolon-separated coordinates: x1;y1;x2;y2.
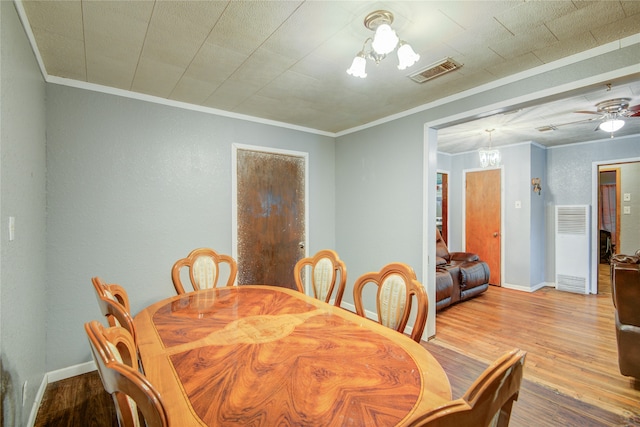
554;205;590;294
409;58;462;83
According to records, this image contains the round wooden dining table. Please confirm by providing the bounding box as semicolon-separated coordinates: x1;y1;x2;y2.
134;285;451;426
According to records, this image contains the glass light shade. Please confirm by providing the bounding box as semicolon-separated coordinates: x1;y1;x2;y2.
397;42;420;70
371;24;399;55
478;148;501;168
599;119;624;133
346;54;367;78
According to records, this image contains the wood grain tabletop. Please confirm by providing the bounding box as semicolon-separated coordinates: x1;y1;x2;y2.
134;286;451;426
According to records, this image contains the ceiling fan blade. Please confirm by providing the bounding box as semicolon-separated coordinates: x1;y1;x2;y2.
536;117;598;132
574;110;601;115
628;104;640;111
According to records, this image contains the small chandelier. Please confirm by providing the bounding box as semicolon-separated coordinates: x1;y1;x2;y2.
347;10;420;78
478;129;501;168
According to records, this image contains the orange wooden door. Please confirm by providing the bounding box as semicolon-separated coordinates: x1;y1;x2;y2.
236;149;306;289
465;169;501;286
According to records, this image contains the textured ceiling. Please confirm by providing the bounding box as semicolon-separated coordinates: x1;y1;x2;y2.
17;0;640;152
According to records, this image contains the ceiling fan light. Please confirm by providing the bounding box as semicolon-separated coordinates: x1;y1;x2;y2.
599;119;624;133
347;54;367;78
371;24;399;55
397;42;420;70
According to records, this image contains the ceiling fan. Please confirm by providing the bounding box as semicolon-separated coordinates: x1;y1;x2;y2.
575;98;640;133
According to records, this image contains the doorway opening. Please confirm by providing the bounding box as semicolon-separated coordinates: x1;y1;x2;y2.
595;160;640;294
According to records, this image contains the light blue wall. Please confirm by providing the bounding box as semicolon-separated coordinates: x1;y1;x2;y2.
45;85;336;370
444;143;537;289
441;135;640;291
503;143;532;288
335;114;425;308
547;134;640;279
1;2;48;424
530;144;546;287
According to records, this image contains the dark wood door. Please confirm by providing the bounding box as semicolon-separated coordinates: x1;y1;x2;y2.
236;149;306;289
465;169;501;286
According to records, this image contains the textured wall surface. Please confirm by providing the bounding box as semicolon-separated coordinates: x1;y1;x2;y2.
45;85;336;371
1;2;48;425
546;134;640;282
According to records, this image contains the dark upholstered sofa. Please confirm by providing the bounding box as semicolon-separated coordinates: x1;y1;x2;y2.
610;252;640;378
435;228;490;311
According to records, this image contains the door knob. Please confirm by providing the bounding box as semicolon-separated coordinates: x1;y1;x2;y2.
299;242;305;249
493;232;499;237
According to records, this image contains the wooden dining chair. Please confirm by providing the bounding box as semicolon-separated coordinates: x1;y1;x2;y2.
92;277;136;343
408;348;527;427
294;249;347;306
171;247;238;294
85;320;169;427
353;262;428;343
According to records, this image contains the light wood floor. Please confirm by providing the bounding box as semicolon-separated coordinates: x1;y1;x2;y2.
428;263;640;423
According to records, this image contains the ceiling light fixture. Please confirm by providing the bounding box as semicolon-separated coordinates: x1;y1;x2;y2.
592;98;632;136
598;117;625;133
478;129;501;168
347;10;420;78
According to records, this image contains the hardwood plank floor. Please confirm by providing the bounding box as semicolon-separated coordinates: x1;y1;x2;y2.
428;263;640;425
34;370;115;427
35;265;640;426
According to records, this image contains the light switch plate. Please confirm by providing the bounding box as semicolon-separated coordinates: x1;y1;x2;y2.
623;193;631;201
9;216;15;241
515;201;521;209
624;206;631;214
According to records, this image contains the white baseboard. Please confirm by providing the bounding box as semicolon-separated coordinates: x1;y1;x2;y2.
502;281;552;293
341;301;356;313
26;378;47;427
26;361;97;427
47;361;96;383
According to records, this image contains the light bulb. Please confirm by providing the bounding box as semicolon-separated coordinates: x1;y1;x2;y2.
371;24;399;55
397;42;420;70
346;54;367;78
599;119;624;133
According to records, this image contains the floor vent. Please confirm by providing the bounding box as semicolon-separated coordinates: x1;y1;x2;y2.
409;58;462;83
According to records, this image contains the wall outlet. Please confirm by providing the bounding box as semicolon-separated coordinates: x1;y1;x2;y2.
624;206;631;214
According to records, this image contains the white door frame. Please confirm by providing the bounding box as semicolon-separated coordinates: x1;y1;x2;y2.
591;156;640;294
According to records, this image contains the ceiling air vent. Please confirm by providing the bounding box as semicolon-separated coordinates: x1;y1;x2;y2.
409;57;462;83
